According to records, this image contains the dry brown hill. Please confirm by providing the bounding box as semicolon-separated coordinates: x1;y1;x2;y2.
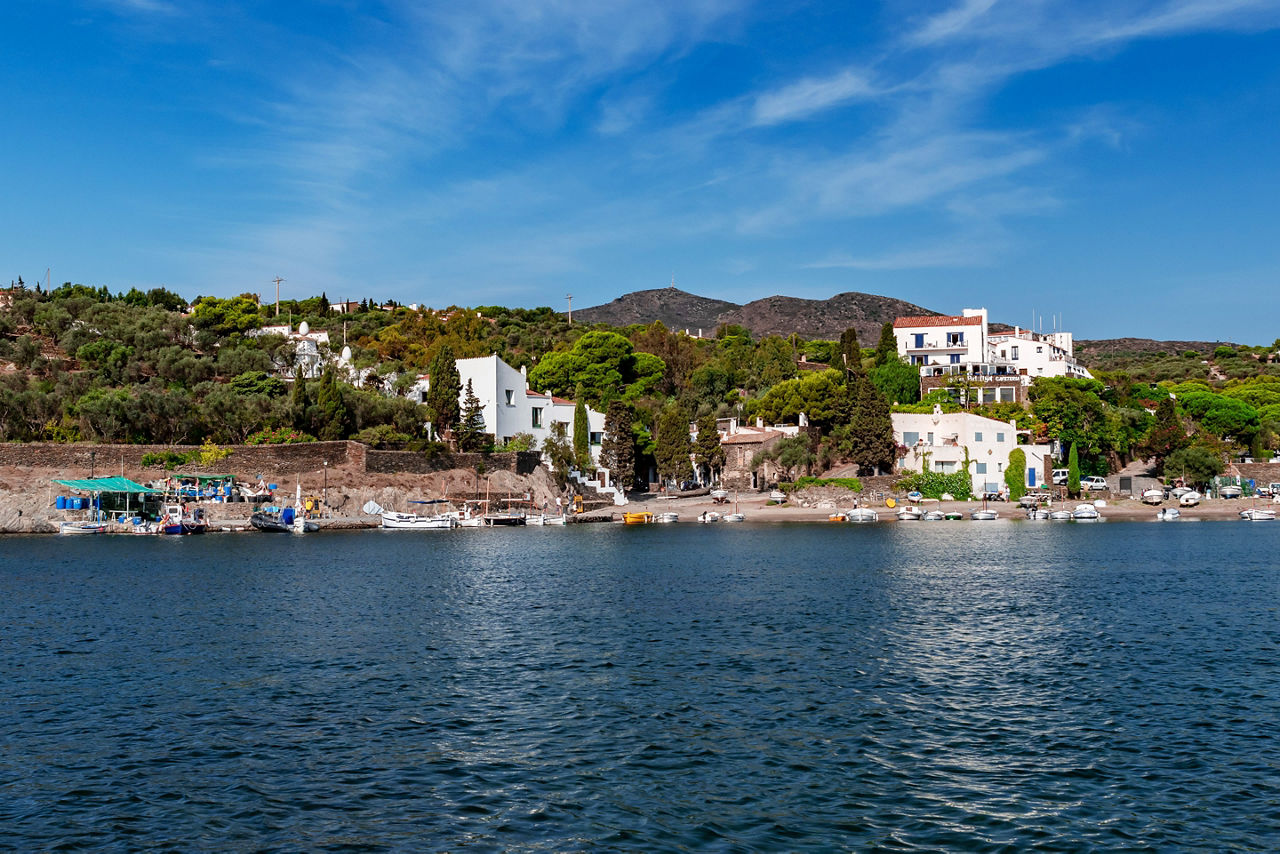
575;287;937;341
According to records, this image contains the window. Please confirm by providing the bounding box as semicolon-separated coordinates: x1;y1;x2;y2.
975;462;987;474
926;432;934;445
946;332;965;347
911;333;924;348
504;389;514;406
982;388;996;403
999;387;1015;403
1036;346;1043;354
950;353;961;364
1011;346;1019;359
935;460;956;473
589;431;603;446
531;407;543;428
997;463;1003;472
974;431;984;442
903;431;920;446
996;432;1005;443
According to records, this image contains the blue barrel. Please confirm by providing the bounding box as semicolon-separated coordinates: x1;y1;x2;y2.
56;496;67;509
92;498;100;508
282;507;295;524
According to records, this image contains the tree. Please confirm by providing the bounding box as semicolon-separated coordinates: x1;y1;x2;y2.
315;370;351;440
573;389;592;471
838;327;861;382
692;412;725;485
455;379;489;452
1005;447;1027;501
653;404;693;485
874;322;897;367
750;369;851;432
425;345;461;438
1067;442;1081;497
870;356;921;406
291;375;311;430
528;330;665;406
752;435;815;482
847;375;896;475
600;401;636;491
542;421;575;486
1163;445;1224;486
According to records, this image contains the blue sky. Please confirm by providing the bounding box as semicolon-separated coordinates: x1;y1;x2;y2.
3;1;1278;342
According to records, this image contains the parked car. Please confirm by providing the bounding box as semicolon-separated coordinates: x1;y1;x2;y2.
1080;476;1109;492
1052;469;1070;485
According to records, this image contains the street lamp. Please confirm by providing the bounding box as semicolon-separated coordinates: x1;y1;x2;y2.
322;461;328;513
90;451;96;479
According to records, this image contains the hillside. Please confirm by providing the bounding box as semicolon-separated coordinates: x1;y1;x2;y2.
575;287;938;341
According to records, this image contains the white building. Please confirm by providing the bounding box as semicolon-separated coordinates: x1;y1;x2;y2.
894;308;1092;404
893;408;1054;495
407;354;607;469
250;321;332;380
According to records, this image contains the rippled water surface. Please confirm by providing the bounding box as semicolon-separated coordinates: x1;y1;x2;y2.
3;523;1280;850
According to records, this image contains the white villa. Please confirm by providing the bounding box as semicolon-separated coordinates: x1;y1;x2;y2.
894;308;1092;404
893;408;1054;495
407;354;607;470
250;321;332;380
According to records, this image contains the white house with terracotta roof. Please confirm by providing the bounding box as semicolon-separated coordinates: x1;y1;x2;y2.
893;408;1054;495
894;308;1091;404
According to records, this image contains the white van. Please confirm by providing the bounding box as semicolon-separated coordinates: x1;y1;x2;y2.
1052;469;1069;485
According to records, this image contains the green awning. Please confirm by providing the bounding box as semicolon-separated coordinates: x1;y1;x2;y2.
54;477;160;493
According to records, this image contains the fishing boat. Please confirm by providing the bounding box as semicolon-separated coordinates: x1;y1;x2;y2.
943;511;964;521
896;505;922;521
709;489;729;504
828;510;849;522
1026;508;1051;520
380;499;457;529
1157;507;1181;520
922;510;946;521
906;491;923;503
1219;484;1243;499
1179;491;1201;507
656;512;679;523
698;510;721;523
59;520;107;535
250;505;318;533
769;489;787;503
848;507;879;523
969;508;998;521
623;511;654;524
158;502;208;535
1239;508;1276;521
721;494;746;522
1071;503;1100;521
1048;509;1074;521
1141;488;1165;505
541;514;567;526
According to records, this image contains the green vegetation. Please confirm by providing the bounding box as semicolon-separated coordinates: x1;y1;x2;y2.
896;469;974;500
789;476;863;492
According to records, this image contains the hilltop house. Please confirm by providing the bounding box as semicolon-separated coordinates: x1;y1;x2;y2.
894;308;1091;404
407;354;608;473
893;408;1053;495
249;321;332;380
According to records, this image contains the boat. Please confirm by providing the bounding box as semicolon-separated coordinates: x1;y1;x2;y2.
1240;508;1276;521
698;511;721;523
768;490;786;503
542;514;567;526
482;510;526;526
922;510;946;521
969;509;998;521
1026;508;1051;520
250;506;318;533
1141;489;1165;505
158;502;208;535
59;520;107;535
1072;503;1100;521
1179;491;1202;507
1048;509;1074;521
1219;484;1243;499
722;512;746;523
943;511;963;521
709;489;729;504
623;511;654;524
1156;507;1181;520
847;507;879;523
381;511;456;529
656;512;679;523
906;491;923;503
896;505;922;521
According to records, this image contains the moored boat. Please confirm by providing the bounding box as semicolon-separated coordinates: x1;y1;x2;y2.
656;512;679;523
1072;503;1100;521
698;511;721;523
722;512;746;523
1240;508;1275;521
59;520;107;535
896;505;922;521
381;511;456;529
1179;491;1201;507
623;511;654;524
1157;507;1181;520
1048;509;1074;521
1141;489;1165;505
969;509;998;521
922;510;946;521
848;507;879;523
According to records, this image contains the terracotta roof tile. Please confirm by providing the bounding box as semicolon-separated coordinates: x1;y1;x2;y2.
722;430;782;445
893;314;983;328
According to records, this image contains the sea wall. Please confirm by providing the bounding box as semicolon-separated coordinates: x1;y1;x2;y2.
363;449;541;476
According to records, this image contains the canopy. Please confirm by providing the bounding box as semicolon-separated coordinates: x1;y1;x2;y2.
54;477;160;494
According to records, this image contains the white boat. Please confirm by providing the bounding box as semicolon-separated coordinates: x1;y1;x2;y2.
542;514;567;526
848;507;879;523
1219;484;1243;499
922;510;946;521
1072;503;1100;521
697;511;721;523
768;490;786;503
1141;489;1165;505
969;509;998;521
709;489;729;504
722;512;746;523
1156;507;1181;520
1240;508;1276;521
656;512;679;523
1179;491;1202;507
1027;509;1051;520
59;520;107;535
896;505;922;521
1049;509;1074;521
381;511;456;529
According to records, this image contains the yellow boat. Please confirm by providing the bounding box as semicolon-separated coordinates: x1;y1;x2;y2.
623;511;654;525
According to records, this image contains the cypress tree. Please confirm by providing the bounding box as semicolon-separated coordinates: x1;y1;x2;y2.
848;375;896;475
874;321;898;367
839;327;861;384
654;405;693;485
692;412;725;484
600;401;636;491
425;345;461;438
455;379;488;452
315;369;350;440
573;387;592;471
1067;442;1081;496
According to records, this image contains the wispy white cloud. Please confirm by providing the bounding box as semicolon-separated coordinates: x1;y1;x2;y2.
751;69;880;126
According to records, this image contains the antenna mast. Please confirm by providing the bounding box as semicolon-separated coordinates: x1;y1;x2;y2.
272;276;285;317
565;293;572;325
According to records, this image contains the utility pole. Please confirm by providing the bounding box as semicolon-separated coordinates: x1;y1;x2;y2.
272;276;285;317
565;293;572;324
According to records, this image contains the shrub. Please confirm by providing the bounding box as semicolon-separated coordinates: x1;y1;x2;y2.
246;426;317;445
895;470;973;500
789;476;863;492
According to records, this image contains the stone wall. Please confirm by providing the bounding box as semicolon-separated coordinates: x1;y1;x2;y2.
364;449;540;475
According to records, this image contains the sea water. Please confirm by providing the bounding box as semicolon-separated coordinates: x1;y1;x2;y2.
2;523;1278;850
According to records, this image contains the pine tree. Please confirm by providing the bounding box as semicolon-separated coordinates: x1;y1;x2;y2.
600;401;635;491
874;321;897;367
455;379;488;452
692;412;725;484
573;388;592;471
425;345;461;439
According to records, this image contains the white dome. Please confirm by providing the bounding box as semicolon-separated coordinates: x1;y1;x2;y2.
341;346;352;362
298;320;310;336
